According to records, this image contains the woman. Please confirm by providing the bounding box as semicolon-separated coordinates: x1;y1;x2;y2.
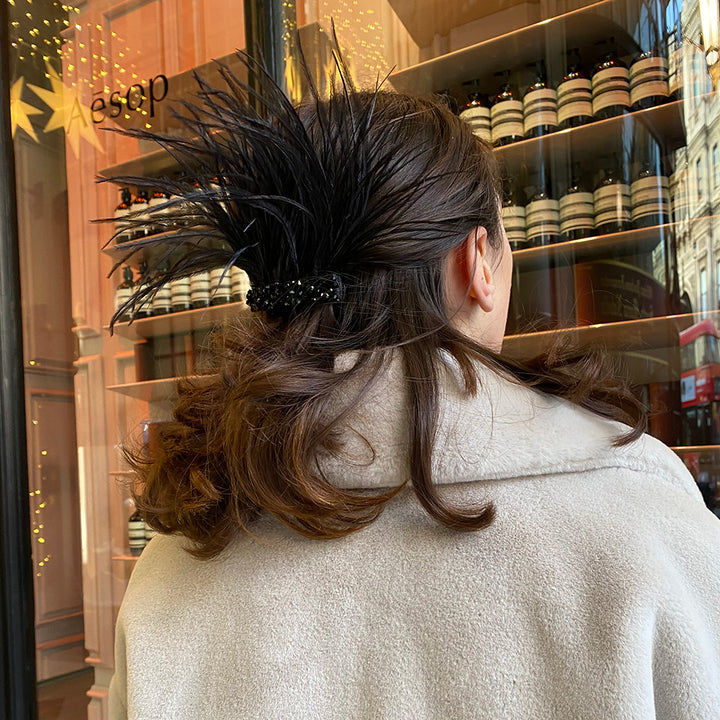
108;56;720;719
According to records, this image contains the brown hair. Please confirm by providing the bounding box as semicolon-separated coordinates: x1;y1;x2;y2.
123;84;645;559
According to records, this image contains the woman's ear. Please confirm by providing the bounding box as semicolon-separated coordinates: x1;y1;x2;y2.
464;226;495;313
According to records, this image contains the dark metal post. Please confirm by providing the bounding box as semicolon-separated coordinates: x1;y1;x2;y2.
244;0;300;105
0;0;39;717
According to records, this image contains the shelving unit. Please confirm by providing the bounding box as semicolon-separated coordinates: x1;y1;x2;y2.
391;0;693;439
100;145;180;181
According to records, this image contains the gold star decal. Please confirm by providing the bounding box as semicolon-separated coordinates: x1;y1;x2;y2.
28;62;103;157
10;77;43;142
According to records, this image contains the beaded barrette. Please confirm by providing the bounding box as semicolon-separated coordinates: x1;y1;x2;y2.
245;273;344;318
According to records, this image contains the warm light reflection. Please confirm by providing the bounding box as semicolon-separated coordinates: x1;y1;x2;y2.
28;60;104;156
28;487;51;576
9;76;42;141
8;0;156;147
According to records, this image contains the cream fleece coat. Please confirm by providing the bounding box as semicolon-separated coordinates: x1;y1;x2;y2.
109;357;720;719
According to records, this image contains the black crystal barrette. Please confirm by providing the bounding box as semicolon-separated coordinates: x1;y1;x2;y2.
246;273;344;319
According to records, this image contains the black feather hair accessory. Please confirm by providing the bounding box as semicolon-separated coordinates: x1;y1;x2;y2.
102;45;377;329
101;42;450;330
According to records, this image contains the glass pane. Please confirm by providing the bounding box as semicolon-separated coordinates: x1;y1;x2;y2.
307;0;720;512
5;0;720;716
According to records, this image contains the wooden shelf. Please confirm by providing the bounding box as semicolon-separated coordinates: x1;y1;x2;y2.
101;228;220;269
502;313;702;357
101;147;179;182
107;302;250;340
112;555;140;562
512;211;720;268
107;377;179;402
106;375;213;402
390;0;636;95
512;222;675;269
387;0;541;48
671;445;720;454
493;100;685;176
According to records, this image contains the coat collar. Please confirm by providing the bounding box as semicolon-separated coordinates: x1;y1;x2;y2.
320;352;691;493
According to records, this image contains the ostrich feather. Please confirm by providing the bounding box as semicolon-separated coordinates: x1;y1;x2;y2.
101;45;462;329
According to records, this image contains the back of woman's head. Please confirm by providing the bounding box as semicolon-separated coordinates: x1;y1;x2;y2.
288;90;503;348
111;55;643;558
113;63;504;336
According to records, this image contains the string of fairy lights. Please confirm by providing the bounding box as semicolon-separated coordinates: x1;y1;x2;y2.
8;0;154;157
29;487;50;579
320;0;391;85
